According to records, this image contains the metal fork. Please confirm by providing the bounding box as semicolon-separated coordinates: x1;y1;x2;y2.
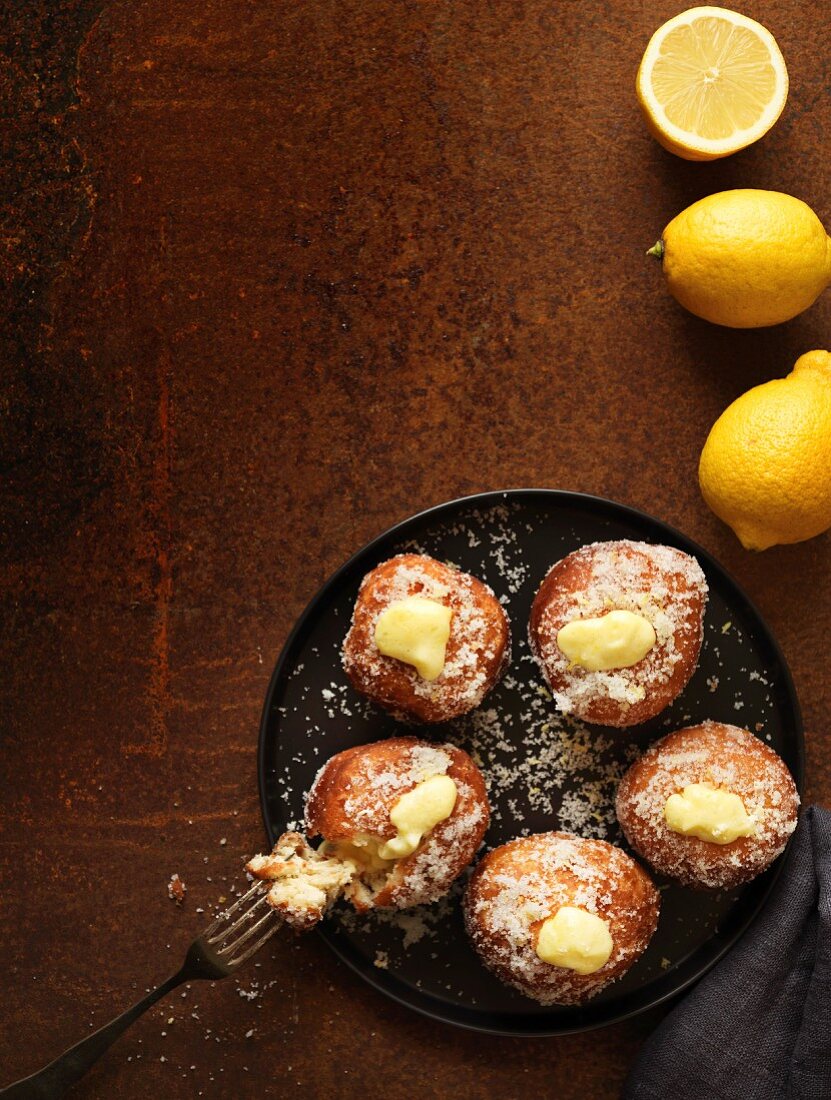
0;882;278;1099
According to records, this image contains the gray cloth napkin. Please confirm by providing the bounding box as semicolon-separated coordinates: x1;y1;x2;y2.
624;806;831;1100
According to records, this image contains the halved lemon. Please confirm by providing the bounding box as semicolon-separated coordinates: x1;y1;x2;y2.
636;6;788;161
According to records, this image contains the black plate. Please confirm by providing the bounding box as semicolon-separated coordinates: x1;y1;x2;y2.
257;490;804;1036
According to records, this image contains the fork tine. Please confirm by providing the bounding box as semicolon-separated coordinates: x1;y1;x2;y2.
206;893;271;947
219;905;276;959
203;881;263;940
226;917;280;968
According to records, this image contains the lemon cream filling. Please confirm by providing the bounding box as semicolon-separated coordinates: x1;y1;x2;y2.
319;836;394;873
664;782;757;844
535;907;613;975
320;774;458;867
556;609;656;672
377;774;458;859
374;596;453;680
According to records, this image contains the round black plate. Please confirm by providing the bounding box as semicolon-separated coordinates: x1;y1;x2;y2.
257;490;803;1036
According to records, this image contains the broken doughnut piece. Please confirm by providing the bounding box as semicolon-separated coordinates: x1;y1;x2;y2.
246;834;354;930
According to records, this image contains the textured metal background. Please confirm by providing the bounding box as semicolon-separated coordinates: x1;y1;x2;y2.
2;1;830;1096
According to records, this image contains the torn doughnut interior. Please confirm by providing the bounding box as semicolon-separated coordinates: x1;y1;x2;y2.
246;832;410;925
245;833;356;930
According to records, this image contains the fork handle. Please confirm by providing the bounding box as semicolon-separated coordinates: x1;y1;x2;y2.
0;968;186;1099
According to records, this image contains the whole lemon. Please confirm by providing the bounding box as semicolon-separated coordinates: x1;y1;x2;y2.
699;350;831;550
649;190;831;327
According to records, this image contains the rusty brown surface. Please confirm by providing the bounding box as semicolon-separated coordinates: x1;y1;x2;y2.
2;0;830;1096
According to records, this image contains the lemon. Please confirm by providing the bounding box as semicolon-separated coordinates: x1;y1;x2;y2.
637;7;788;161
649;189;831;328
699;351;831;550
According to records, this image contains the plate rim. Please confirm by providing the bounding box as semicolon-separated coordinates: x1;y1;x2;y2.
256;488;805;1036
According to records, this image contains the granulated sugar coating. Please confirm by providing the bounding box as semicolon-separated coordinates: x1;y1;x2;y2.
529;540;708;727
307;740;454;836
452;685;639;839
259;493;803;1028
464;833;660;1005
616;722;799;889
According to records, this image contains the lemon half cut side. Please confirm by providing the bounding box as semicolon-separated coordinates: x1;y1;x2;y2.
637;6;788;161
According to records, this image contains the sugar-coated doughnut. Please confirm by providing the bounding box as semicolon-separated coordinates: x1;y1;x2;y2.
615;722;799;889
306;735;489;908
248;737;489;927
464;832;660;1005
343;553;510;723
529;540;707;727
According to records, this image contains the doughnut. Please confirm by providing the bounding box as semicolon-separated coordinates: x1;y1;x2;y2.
464;832;660;1005
343;553;510;723
615;722;799;889
529;540;707;727
247;736;489;927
